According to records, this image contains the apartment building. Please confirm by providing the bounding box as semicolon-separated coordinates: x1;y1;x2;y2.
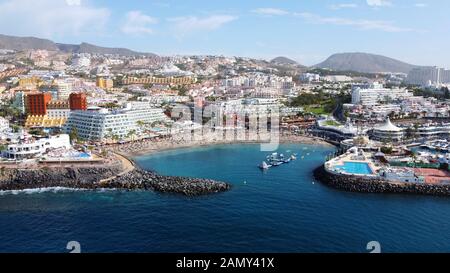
64;102;170;140
351;83;413;106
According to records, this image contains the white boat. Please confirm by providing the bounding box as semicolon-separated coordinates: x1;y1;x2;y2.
259;152;296;169
259;161;271;170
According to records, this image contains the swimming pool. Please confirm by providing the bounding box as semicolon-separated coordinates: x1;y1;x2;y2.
334;162;373;175
77;152;91;158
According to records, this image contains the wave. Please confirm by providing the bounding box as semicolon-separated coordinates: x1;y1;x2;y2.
0;187;117;195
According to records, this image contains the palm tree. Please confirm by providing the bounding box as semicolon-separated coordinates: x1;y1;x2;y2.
106;128;114;144
410;152;418;169
151;121;160;128
127;129;136;141
137;120;146;129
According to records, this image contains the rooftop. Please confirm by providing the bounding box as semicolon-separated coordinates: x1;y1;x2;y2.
375;118;402;132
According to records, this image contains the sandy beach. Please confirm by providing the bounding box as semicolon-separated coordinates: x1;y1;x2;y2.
106;132;335;157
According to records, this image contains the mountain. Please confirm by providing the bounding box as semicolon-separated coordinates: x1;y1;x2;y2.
271;56;299;66
0;34;156;56
314;52;420;74
56;43;156;57
0;34;58;51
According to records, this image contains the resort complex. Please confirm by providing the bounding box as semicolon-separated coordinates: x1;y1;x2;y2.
4;0;450;256
2;46;450;196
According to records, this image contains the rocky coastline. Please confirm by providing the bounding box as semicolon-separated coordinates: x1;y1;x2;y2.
0;165;231;196
313;165;450;197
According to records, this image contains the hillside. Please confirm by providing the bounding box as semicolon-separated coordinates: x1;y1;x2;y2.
314;52;420;74
271;56;299;66
0;34;58;51
0;34;156;56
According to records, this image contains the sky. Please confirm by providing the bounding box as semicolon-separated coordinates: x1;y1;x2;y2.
0;0;448;67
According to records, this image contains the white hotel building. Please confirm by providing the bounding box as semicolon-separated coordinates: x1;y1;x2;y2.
406;67;450;86
64;102;170;141
351;83;413;106
2;134;71;160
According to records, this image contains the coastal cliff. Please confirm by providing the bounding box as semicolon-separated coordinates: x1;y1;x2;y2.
314;165;450;197
0;165;231;196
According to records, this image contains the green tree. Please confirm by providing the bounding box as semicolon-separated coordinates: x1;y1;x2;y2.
69;127;79;143
127;129;136;141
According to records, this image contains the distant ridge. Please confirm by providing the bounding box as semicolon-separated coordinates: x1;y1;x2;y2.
0;34;156;57
271;56;299;66
56;42;156;57
0;34;58;51
313;52;423;74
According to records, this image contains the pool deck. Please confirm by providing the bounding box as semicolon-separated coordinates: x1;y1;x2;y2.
326;151;379;177
326;150;450;186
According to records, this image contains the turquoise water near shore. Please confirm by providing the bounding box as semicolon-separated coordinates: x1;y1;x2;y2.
2;143;450;252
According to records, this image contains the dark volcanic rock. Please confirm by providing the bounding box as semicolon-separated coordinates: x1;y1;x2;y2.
0;166;231;196
313;165;450;197
102;169;230;196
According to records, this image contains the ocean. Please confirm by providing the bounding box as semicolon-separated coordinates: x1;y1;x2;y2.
1;143;450;253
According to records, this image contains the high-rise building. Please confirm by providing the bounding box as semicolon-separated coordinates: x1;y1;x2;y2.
47;100;71;119
351;83;412;106
53;80;72;100
18;76;43;88
69;93;87;111
13;91;27;114
64;102;170;140
406;67;450;86
26;92;52;115
96;77;114;89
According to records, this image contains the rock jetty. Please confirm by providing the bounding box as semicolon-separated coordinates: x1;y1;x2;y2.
101;168;231;196
314;165;450;197
0;166;231;196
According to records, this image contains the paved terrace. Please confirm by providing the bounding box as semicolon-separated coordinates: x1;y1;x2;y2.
326;150;381;176
407;168;450;185
0;153;116;169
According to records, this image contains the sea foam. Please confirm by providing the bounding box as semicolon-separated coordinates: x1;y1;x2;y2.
0;187;87;195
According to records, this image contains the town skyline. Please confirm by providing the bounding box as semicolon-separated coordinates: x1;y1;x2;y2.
0;0;447;67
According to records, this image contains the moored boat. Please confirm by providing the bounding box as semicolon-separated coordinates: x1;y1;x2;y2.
259;152;297;169
259;161;271;170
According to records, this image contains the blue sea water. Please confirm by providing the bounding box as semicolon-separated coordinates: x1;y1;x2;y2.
2;143;450;253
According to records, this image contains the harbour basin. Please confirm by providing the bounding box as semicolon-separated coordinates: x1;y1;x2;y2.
2;144;450;252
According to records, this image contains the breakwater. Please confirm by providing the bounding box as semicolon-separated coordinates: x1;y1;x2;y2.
313;165;450;197
0;165;230;196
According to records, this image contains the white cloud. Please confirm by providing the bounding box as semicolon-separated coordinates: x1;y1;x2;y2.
295;12;412;32
121;11;158;35
414;3;428;8
0;0;110;38
329;3;358;10
366;0;392;7
252;8;289;16
168;15;237;37
66;0;81;6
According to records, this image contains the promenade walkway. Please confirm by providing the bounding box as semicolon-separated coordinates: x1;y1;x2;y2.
99;153;135;184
